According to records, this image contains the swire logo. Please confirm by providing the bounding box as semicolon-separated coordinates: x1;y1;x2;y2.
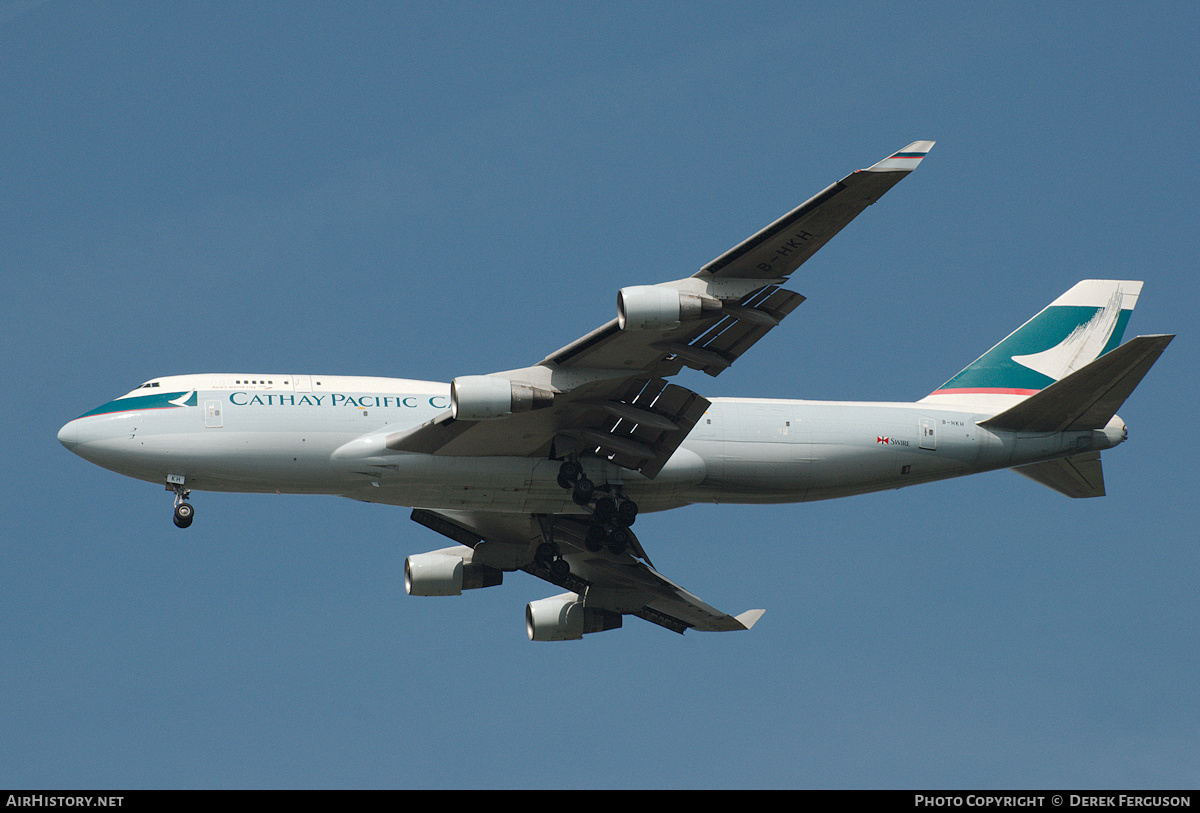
877;436;889;444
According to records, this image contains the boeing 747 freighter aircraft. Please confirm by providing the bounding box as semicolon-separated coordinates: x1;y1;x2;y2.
58;142;1173;640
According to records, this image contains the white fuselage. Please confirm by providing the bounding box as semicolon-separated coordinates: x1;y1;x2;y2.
58;373;1127;515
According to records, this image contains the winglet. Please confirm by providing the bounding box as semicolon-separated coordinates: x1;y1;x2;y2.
864;140;935;172
735;609;766;630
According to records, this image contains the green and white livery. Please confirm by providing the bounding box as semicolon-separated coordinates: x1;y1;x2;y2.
58;142;1173;642
922;279;1143;410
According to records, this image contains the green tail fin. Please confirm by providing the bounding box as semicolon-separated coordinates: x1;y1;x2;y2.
920;280;1142;408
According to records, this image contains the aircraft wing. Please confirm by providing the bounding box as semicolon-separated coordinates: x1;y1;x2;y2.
698;141;936;281
386;142;934;477
412;509;765;635
541;140;935;373
387;376;710;478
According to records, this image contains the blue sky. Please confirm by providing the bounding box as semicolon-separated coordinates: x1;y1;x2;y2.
3;1;1198;789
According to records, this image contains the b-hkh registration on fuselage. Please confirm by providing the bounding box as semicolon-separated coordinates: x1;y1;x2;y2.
58;141;1173;641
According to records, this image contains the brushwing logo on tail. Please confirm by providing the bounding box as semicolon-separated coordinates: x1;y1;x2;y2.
921;280;1141;401
1010;287;1126;381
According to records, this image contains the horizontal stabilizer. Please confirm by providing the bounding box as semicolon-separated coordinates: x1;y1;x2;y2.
1011;451;1105;498
979;334;1173;433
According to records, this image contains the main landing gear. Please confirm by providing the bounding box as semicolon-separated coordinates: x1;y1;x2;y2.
556;460;638;556
167;475;194;528
534;541;571;580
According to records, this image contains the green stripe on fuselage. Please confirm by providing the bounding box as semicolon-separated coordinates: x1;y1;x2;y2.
75;391;197;419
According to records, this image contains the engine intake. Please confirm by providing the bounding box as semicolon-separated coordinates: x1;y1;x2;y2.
404;551;503;596
525;592;623;641
617;285;720;331
450;375;554;421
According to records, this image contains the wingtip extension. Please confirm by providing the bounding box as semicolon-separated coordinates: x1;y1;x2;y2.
865;140;936;172
735;609;766;630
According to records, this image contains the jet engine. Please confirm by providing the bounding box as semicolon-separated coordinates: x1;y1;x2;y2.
450;375;554;421
525;592;623;641
617;285;720;331
404;551;503;596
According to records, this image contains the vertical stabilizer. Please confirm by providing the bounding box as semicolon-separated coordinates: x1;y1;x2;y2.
919;280;1142;412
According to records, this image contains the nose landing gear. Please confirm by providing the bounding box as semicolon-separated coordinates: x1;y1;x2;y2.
173;501;194;528
167;474;193;528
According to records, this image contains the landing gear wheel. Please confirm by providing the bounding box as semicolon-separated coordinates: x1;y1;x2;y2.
572;477;595;506
593;496;616;523
584;525;606;553
614;499;638;527
534;540;570;579
558;460;582;483
607;527;630;555
173;501;194;529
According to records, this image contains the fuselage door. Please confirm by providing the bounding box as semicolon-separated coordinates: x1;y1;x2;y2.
293;375;312;393
919;418;936;450
205;400;224;428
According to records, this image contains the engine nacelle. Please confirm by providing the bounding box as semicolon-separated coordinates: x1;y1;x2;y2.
450;375;554;421
525;592;623;641
617;285;720;331
404;552;503;596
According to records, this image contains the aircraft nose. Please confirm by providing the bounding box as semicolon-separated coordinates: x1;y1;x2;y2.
58;420;78;451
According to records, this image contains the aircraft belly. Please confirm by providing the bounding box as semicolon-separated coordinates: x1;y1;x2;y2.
688;401;1005;504
804;408;984;500
75;430;354;493
992;428;1110;469
344;451;702;514
701;440;812;503
685;400;812;503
